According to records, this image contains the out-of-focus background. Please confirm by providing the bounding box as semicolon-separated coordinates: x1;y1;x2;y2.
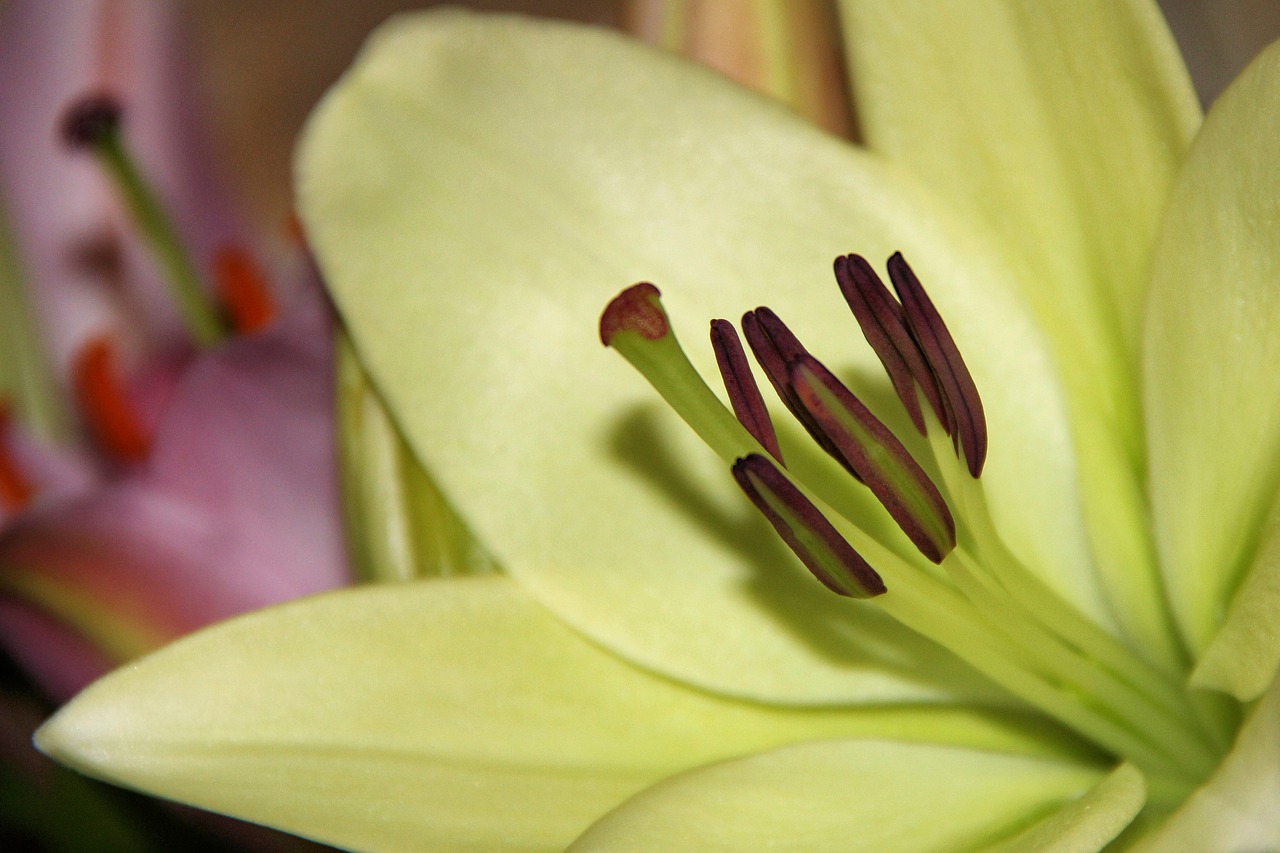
184;0;1280;237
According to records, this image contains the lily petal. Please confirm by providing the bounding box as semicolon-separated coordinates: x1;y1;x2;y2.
35;576;1086;852
840;0;1200;668
568;740;1135;852
0;297;345;700
335;330;497;582
299;9;1098;704
1128;671;1280;851
984;764;1146;853
1145;39;1280;655
840;0;1198;364
1190;496;1280;699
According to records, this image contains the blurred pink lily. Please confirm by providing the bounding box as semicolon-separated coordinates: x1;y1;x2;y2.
0;0;349;702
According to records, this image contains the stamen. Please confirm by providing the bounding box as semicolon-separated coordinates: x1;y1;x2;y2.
740;307;806;406
710;319;782;462
741;308;848;470
72;336;150;463
0;404;34;511
789;355;955;563
887;253;987;476
732;454;885;598
214;246;277;334
834;254;950;435
61;93;226;347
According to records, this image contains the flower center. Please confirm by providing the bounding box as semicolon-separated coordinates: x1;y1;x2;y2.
0;92;288;502
601;253;1229;800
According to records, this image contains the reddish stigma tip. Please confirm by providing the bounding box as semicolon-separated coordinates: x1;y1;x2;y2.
214;245;277;334
61;93;123;149
72;336;151;463
600;282;668;346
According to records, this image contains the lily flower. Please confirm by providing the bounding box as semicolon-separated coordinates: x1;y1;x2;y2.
0;0;348;702
33;2;1280;850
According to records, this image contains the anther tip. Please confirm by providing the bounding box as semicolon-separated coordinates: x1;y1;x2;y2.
833;253;869;273
600;282;667;347
61;93;123;149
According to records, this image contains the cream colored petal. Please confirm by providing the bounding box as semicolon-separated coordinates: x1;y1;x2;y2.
1146;39;1280;655
298;9;1098;704
37;577;1088;852
984;764;1146;853
1129;672;1280;851
569;739;1131;852
1191;493;1280;700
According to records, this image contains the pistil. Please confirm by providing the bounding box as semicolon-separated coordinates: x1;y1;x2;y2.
62;94;226;346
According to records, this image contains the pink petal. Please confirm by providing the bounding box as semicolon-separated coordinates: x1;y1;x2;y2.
0;302;347;699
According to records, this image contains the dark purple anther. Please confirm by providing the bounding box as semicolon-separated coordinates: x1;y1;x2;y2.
788;355;955;563
711;319;783;463
741;308;850;474
835;254;951;436
61;93;123;150
886;253;987;477
732;454;886;598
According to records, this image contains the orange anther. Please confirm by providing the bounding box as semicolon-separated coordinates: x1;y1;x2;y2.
214;245;277;334
73;336;150;463
0;404;34;510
